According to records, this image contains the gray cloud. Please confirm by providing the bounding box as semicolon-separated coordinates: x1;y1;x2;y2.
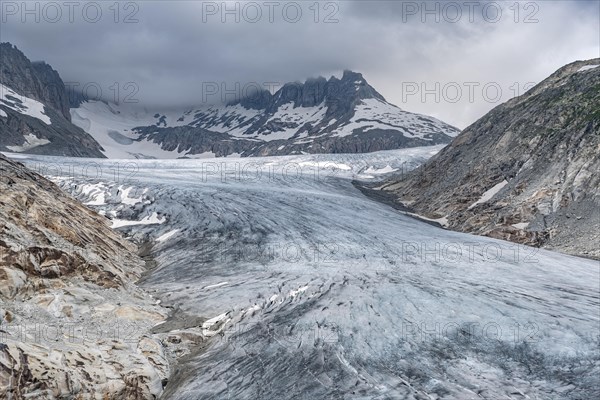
1;0;598;128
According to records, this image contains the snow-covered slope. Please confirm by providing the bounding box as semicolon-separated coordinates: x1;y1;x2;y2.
11;147;600;399
0;83;52;125
70;101;220;159
71;71;459;159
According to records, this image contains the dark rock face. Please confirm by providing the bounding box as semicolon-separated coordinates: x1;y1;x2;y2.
0;43;71;120
233;70;387;118
135;125;451;158
237;88;273;110
379;59;600;259
0;105;106;157
135;126;255;157
0;42;106;157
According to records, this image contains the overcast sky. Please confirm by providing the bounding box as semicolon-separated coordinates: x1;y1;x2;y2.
1;0;598;128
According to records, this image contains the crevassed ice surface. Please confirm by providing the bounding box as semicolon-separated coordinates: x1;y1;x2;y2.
10;146;600;400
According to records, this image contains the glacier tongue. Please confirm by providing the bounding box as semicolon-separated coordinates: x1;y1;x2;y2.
12;147;600;400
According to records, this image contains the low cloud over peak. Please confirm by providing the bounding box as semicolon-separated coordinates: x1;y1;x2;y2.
1;0;598;128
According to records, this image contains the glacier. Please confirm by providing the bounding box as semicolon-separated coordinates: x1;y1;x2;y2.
7;146;599;399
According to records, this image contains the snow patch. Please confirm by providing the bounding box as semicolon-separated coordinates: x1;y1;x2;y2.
76;182;108;205
119;186;144;205
111;212;166;228
156;229;180;243
288;285;309;298
258;102;327;141
364;165;397;175
512;222;529;230
331;98;459;139
407;212;449;228
298;161;351;171
204;282;229;290
467;180;509;210
577;65;599;72
1;83;52;125
184;151;217;159
202;313;230;337
71;101;193;159
6;133;51;152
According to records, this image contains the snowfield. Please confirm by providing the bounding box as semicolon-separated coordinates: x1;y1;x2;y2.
8;147;599;399
1;82;52;125
331;98;459;139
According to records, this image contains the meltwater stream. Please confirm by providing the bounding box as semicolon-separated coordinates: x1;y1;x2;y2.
10;147;600;399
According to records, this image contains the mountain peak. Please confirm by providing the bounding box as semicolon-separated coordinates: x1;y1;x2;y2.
341;70;364;81
305;76;327;84
223;70;383;111
0;41;71;121
227;88;272;110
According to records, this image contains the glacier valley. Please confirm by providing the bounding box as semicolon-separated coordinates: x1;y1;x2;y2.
7;147;599;400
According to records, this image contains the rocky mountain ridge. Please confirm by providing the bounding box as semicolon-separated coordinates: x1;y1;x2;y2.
378;58;600;259
0;43;106;157
0;43;71;121
71;71;459;158
1;41;458;159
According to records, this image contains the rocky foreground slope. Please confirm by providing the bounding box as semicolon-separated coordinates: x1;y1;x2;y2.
0;43;106;157
379;59;600;259
0;154;204;399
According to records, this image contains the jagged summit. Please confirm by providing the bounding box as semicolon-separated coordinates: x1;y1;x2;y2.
1;42;459;159
229;70;386;111
73;68;457;159
73;67;458;158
